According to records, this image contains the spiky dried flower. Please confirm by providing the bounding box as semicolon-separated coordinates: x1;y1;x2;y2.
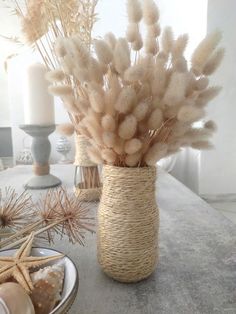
0;188;34;231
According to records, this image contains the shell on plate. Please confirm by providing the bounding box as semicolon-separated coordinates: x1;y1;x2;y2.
30;263;64;314
0;282;35;314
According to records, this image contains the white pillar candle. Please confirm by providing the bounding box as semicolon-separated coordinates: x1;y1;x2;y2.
24;63;55;125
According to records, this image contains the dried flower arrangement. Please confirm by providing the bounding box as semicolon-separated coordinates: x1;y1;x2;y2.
0;187;94;250
47;0;224;168
6;0;102;195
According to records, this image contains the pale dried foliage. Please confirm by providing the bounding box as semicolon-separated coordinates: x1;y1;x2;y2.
48;0;223;167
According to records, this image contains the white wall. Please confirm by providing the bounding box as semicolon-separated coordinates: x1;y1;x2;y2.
199;0;236;197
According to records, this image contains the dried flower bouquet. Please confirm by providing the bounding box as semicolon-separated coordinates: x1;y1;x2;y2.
48;0;223;168
7;0;102;197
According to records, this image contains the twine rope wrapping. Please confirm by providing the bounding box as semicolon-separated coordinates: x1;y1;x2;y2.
33;163;49;176
97;165;159;283
74;135;96;167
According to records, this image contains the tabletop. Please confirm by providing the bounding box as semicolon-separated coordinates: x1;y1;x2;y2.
0;165;235;314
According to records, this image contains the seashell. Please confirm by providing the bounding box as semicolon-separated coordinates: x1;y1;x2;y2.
30;264;64;314
0;282;35;314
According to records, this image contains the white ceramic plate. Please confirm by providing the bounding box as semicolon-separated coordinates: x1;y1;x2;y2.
0;247;79;314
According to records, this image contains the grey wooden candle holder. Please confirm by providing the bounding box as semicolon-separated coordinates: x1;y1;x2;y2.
19;124;61;190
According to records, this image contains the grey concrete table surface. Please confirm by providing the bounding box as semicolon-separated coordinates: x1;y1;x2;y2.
0;165;235;314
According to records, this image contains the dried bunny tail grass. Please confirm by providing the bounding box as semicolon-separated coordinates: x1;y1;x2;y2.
183;127;212;143
147;108;163;129
87;145;103;164
88;58;103;84
145;36;159;55
191;31;222;76
113;137;125;155
137;83;151;101
83;117;103;146
73;67;90;83
104;32;117;49
142;0;160;25
54;37;67;57
62;95;80;114
172;57;188;73
194;77;209;91
133;102;149;121
172;34;189;59
46;70;65;82
71;36;90;67
48;85;73;97
161;27;174;55
124;64;147;82
94;39;113;65
126;0;143;23
115;86;137;113
191;141;214;150
163;72;187;106
203;47;225;76
144;142;168;165
118;115;137;140
147;23;161;38
101;114;116;132
89;89;105;113
75;98;90;116
61;55;74;75
131;33;143;51
177;105;205;123
114;38;131;73
196;86;222;107
101;148;117;164
124;138;142;154
56;123;75;136
125;151;142;167
126;23;139;42
204;120;217;132
102;131;117;148
151;58;167;97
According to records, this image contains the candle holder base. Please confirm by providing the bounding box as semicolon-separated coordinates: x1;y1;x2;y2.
24;174;61;190
19;124;61;190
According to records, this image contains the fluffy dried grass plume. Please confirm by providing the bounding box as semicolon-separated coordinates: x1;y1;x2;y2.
191;31;222;75
142;0;159;25
49;0;223;167
127;0;143;23
56;123;75;136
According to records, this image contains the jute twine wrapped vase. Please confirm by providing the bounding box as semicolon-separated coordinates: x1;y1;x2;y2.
97;165;159;283
74;135;102;202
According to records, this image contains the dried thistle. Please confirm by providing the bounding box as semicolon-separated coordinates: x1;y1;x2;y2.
0;188;34;231
0;187;94;250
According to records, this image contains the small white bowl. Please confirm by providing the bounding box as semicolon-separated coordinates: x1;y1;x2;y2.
0;247;79;314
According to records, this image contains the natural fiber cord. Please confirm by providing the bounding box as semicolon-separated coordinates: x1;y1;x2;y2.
97;165;159;282
74;135;96;167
